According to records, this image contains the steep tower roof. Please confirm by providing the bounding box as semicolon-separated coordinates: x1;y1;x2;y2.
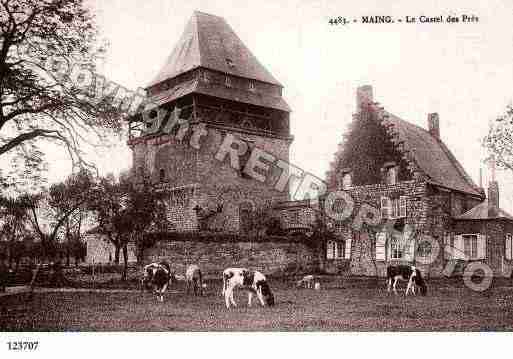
147;11;282;88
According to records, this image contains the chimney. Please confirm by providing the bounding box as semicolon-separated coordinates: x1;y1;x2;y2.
488;181;500;217
356;85;373;111
428;113;440;139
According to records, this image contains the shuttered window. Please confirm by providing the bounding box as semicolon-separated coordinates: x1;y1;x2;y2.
376;232;387;260
477;234;486;260
506;234;513;260
461;234;485;260
345;237;352;259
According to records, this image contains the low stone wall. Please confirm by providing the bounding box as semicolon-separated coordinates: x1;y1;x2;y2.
143;237;317;277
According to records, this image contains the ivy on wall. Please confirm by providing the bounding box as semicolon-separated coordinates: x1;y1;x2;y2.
334;108;412;186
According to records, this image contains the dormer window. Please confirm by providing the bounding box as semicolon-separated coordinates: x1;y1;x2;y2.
383;162;398;185
225;76;232;87
340;168;352;190
249;80;255;92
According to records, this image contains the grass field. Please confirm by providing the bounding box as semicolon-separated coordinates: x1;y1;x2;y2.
2;277;513;331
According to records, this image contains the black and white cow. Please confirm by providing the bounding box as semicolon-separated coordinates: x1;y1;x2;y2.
141;261;173;302
386;264;427;296
185;264;203;296
222;268;275;308
296;274;315;289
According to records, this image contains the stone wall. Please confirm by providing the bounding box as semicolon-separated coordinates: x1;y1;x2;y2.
330;180;428;276
453;219;513;277
143;238;317;277
131;126;291;233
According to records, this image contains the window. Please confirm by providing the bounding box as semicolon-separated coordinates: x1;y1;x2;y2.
390;236;404;259
202;70;210;83
380;196;407;219
454;234;486;260
383;164;398;185
159;168;166;182
417;240;432;258
506;233;513;260
381;197;392;219
342;172;352;190
225;76;232;87
327;240;344;259
226;58;235;67
248;81;255;91
289;210;300;224
463;234;478;259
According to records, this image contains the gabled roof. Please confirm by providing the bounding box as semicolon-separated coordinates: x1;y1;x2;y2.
382;112;483;197
147;11;282;88
454;201;513;220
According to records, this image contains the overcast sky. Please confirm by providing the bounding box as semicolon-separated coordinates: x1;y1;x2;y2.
44;0;513;209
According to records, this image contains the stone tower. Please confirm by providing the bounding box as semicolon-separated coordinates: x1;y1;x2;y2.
128;11;292;232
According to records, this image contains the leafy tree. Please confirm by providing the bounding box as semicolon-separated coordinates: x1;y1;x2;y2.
24;170;94;262
47;169;92;265
0;194;31;270
88;173;170;280
0;0;123;188
484;105;513;171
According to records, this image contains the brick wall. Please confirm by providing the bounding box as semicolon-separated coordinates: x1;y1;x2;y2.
143;238;317;277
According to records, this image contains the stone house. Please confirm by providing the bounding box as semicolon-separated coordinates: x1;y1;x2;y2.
84;229;137;265
324;85;513;277
125;11;513;278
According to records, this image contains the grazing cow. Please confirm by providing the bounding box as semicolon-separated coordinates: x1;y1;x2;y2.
296;274;315;289
185;264;203;296
222;268;275;309
386;264;427;296
141;261;173;302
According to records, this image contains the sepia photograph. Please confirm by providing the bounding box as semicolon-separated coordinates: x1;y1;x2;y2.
1;0;513;355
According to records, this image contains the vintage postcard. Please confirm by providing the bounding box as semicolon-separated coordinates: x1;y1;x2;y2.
1;0;513;356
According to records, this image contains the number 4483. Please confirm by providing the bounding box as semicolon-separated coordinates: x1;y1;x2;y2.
328;16;348;25
7;341;39;351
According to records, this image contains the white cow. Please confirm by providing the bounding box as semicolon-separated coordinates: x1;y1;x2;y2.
222;268;275;309
185;264;203;296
